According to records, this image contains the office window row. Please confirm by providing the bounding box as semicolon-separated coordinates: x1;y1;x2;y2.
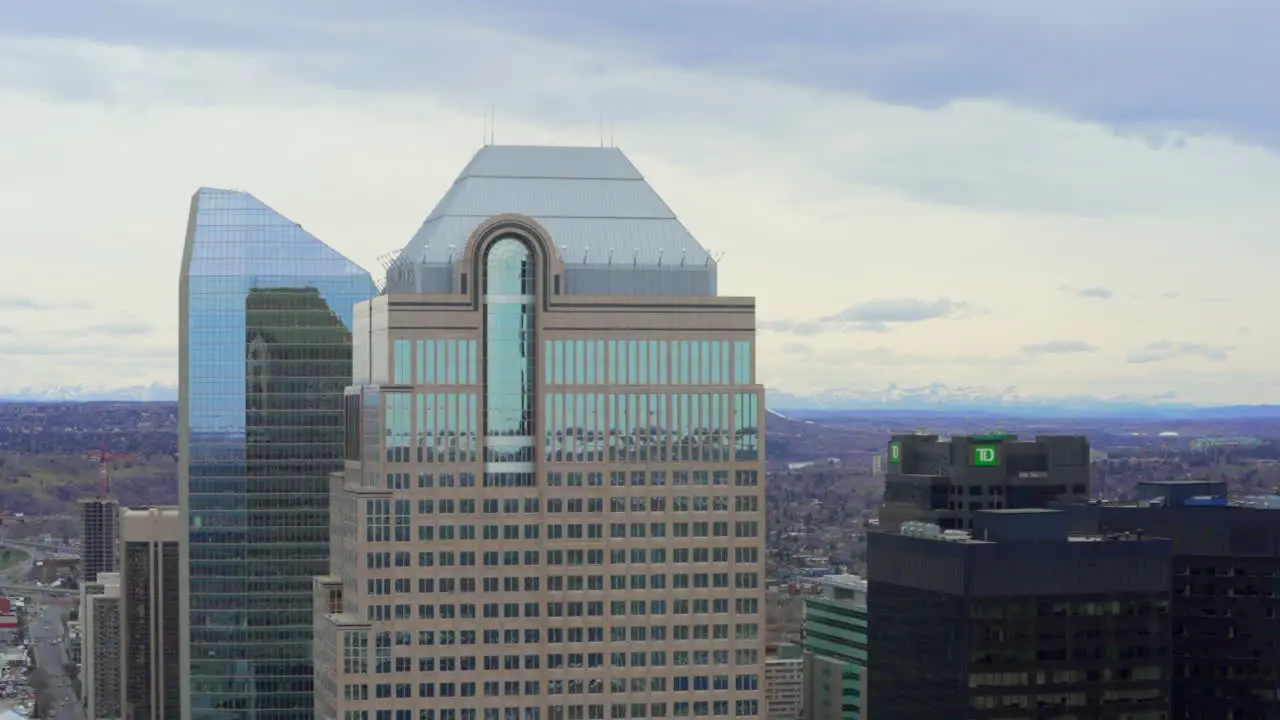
544;340;752;387
366;548;763;571
338;699;761;719
381;393;761;465
393;339;479;386
544;393;759;464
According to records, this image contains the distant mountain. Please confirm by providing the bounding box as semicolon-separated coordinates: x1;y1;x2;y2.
766;384;1280;419
0;383;178;403
2;381;1277;420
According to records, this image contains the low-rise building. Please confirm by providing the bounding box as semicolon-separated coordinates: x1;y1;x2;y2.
765;643;803;719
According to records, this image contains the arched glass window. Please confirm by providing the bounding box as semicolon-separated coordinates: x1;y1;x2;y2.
483;238;535;440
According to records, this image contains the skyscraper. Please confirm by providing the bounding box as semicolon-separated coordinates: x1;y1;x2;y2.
879;433;1090;531
312;145;767;720
867;509;1172;719
1059;480;1280;719
179;188;378;720
121;506;183;720
80;497;119;583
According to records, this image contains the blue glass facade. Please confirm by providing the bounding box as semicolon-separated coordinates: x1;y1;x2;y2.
180;188;377;720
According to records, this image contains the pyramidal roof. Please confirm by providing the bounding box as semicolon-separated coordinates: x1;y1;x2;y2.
397;145;713;268
187;188;373;280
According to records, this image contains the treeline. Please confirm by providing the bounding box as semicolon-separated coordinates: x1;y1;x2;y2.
0;402;177;456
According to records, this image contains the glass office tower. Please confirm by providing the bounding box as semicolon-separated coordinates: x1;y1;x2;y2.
179;188;378;720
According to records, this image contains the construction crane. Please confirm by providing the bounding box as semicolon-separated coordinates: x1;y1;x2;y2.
86;447;139;498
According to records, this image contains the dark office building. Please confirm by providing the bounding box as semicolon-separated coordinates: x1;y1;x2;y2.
867;509;1172;720
1059;480;1280;720
121;507;182;720
79;497;119;583
879;433;1090;531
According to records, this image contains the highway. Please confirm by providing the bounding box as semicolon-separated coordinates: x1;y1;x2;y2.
30;602;84;720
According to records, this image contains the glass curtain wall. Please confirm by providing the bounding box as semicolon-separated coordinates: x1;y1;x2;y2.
181;188;377;720
482;238;537;489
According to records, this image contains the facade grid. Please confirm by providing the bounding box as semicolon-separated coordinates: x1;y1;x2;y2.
179;187;378;720
314;147;767;720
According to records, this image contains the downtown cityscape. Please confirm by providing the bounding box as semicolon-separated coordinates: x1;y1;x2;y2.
0;142;1275;720
4;3;1280;720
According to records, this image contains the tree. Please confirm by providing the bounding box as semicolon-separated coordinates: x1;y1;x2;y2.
29;666;56;716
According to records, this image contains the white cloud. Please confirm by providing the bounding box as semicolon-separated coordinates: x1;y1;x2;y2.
1;15;1278;403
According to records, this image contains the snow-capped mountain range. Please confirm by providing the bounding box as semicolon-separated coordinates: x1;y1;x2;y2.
0;383;178;402
0;382;1275;418
766;384;1280;419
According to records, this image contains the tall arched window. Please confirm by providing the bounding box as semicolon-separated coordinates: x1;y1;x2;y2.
483;238;536;460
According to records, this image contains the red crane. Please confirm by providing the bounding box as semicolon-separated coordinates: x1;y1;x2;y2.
86;447;139;498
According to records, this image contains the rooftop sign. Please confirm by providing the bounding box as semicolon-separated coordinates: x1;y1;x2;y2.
972;445;1000;467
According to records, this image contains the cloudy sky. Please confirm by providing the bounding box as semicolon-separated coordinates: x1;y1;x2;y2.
1;0;1277;404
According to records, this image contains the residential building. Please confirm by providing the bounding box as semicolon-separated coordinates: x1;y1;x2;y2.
120;507;182;720
80;498;119;583
1059;480;1280;719
867;509;1171;720
84;572;123;720
879;433;1089;531
764;644;802;719
802;574;867;720
313;145;767;720
178;187;379;719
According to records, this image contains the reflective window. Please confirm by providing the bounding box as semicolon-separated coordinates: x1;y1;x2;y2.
484;238;536;488
181;188;377;718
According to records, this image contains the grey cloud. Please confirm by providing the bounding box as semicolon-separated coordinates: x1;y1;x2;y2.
1127;341;1230;364
822;297;967;324
758;320;826;337
0;340;175;361
1076;287;1112;299
763;297;965;337
81;322;153;336
0;296;52;310
819;346;1025;367
780;342;814;355
0;295;90;311
1021;340;1097;355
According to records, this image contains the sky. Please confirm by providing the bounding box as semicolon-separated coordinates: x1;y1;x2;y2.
1;0;1279;404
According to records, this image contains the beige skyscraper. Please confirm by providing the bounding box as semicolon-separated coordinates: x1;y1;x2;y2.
313;146;767;720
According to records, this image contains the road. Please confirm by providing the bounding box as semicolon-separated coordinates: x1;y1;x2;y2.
30;602;84;720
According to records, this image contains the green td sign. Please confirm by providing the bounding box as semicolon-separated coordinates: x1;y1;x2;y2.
888;442;901;463
972;445;999;467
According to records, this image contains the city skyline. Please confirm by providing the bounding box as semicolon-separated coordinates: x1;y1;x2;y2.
4;1;1280;404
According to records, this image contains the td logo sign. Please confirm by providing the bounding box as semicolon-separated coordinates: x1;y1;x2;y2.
888;442;901;463
972;445;999;467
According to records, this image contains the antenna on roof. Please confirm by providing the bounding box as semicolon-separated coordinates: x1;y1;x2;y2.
447;244;457;263
680;248;687;267
490;105;496;145
610;121;615;148
632;248;639;266
599;112;604;148
582;246;590;263
560;245;568;262
607;248;615;266
375;250;400;294
657;248;664;266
